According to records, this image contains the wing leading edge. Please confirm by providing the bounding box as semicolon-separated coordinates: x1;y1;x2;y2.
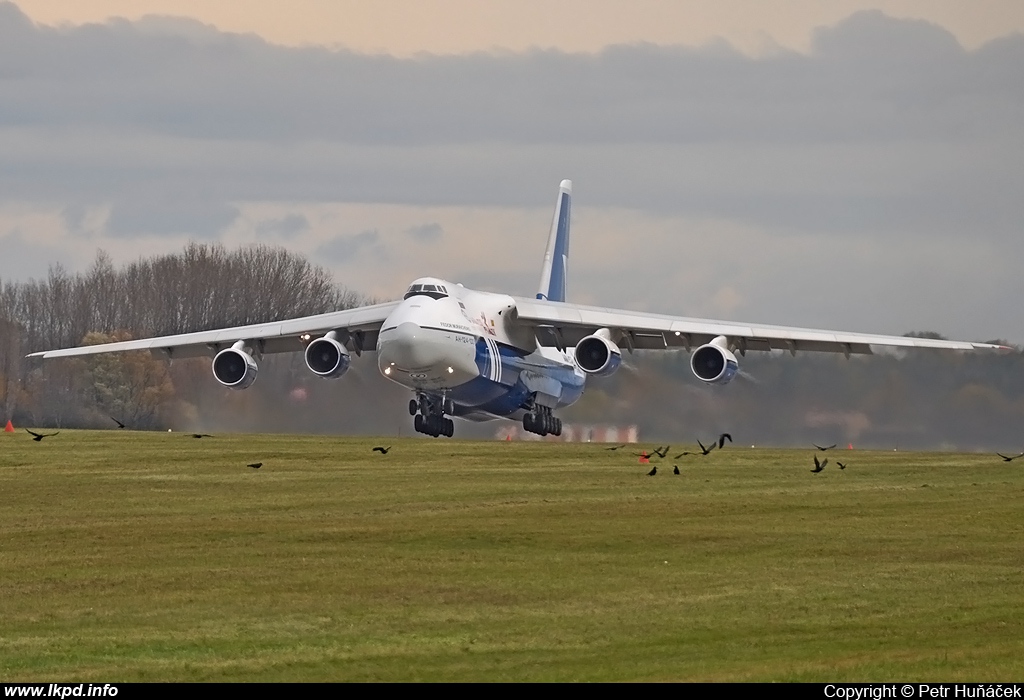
511;297;1008;355
26;301;400;360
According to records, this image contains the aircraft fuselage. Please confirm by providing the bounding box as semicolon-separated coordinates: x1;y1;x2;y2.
376;277;585;434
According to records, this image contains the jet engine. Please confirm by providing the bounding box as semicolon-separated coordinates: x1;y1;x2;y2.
690;335;738;385
304;334;351;379
212;344;259;390
574;331;622;376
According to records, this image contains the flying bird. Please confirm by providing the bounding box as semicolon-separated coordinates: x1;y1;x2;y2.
191;433;213;439
811;455;828;473
813;443;837;451
717;433;732;449
673;441;715;458
26;429;59;442
996;453;1024;462
110;416;126;429
837;461;848;470
247;462;262;469
647;466;657;476
652;445;670;459
372;446;392;454
604;444;626;451
697;439;716;456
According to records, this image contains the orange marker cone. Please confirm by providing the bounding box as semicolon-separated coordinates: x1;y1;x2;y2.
4;420;13;433
847;443;853;450
638;451;649;464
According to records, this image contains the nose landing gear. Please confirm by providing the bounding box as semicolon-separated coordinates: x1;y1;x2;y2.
412;393;454;438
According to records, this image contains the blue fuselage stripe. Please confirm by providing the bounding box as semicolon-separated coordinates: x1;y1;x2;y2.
454;336;584;416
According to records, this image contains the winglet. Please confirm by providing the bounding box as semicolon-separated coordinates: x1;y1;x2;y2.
537;179;571;303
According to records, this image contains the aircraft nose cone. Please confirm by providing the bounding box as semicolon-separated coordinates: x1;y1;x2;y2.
380;321;444;370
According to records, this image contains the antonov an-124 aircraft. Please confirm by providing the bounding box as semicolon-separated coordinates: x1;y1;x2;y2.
30;180;1007;438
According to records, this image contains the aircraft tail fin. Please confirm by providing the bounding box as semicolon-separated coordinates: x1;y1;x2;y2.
537;179;571;303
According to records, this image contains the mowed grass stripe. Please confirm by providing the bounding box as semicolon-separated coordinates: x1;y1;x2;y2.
1;431;1022;681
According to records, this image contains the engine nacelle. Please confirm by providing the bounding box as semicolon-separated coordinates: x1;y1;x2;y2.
574;333;622;376
304;336;351;379
212;346;259;390
690;335;738;385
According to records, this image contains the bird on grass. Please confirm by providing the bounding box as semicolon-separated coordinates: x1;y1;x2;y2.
996;452;1024;462
811;455;827;473
372;446;392;454
247;462;262;469
647;466;657;476
813;443;837;451
673;465;680;475
26;429;59;442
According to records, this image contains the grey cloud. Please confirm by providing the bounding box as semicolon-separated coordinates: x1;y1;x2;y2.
315;230;381;263
255;213;310;238
2;3;1021;146
813;10;964;65
106;197;239;238
453;269;536;298
0;231;73;282
60;203;89;232
404;223;443;242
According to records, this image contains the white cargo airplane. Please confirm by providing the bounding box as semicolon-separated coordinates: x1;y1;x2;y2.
29;180;1007;437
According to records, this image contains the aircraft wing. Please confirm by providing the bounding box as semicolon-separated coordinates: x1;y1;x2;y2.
26;301;401;360
511;297;1008;355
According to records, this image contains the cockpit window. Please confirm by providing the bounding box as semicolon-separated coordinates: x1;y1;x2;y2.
403;283;448;300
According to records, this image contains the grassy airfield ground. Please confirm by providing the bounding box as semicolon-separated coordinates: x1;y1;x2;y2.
1;431;1022;682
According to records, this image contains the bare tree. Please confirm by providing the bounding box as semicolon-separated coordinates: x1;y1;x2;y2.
8;243;370;428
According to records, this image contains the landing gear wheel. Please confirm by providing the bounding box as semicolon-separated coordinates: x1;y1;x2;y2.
411;394;455;438
523;407;560;437
528;413;548;436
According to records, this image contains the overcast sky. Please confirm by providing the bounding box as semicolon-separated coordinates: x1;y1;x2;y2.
2;1;1022;343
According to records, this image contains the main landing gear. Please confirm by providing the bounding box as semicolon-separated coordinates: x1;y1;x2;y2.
410;394;454;438
523;405;562;437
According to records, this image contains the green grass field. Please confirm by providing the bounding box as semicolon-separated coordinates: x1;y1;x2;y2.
2;430;1022;681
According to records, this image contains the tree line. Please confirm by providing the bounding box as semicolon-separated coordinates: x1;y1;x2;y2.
562;343;1024;451
0;244;367;429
